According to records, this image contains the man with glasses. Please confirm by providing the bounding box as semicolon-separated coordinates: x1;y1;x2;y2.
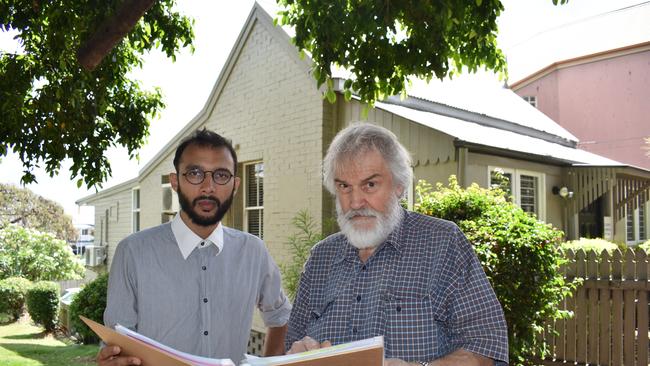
98;128;290;365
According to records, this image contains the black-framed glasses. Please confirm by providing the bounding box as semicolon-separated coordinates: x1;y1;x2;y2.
182;168;234;185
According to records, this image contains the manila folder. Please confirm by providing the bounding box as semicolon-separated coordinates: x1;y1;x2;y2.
79;315;192;366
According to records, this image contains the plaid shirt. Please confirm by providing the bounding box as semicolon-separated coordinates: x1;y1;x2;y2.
286;209;509;364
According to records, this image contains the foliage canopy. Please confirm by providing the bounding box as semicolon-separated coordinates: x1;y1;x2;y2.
0;0;193;187
277;0;508;106
0;183;77;242
277;0;569;106
0;224;84;281
414;177;575;365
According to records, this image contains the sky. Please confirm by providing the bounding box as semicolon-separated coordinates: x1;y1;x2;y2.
0;0;646;225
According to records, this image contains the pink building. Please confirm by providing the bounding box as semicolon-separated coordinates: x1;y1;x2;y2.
511;42;650;170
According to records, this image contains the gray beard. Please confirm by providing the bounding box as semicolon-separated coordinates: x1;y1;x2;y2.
336;195;403;250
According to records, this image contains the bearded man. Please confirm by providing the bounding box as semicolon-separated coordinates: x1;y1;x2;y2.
99;128;290;366
286;123;509;366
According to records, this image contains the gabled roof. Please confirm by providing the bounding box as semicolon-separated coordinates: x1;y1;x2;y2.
136;1;311;180
508;2;650;86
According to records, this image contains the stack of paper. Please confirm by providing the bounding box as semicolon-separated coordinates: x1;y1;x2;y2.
80;316;383;366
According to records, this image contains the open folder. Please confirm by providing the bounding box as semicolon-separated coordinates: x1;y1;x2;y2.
80;315;384;366
79;316;234;366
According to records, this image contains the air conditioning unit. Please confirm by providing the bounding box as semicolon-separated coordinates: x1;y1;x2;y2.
85;245;106;267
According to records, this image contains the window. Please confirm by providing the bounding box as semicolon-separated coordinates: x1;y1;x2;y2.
161;175;178;223
627;195;648;244
522;96;537;108
132;188;140;232
489;167;546;220
244;162;264;238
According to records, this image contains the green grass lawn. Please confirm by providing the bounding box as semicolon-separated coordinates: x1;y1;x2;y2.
0;316;98;366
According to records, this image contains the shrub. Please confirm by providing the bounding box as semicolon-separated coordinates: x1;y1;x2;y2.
281;211;324;301
26;281;60;331
0;277;32;320
562;237;620;255
639;239;650;252
69;272;109;344
414;177;575;366
0;224;84;281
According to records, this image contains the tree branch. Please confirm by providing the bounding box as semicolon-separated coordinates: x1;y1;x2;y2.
76;0;155;71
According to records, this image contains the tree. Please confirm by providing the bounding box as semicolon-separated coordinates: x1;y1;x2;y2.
0;183;77;242
0;224;85;281
0;0;194;188
415;177;575;365
277;0;567;106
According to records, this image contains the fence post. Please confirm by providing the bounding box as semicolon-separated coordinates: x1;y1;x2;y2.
598;249;611;365
612;249;623;366
635;248;648;365
623;248;636;365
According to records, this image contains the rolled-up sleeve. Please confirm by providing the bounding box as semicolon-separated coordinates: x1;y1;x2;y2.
257;250;292;327
448;227;509;364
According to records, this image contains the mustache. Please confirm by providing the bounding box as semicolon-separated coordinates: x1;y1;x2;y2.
342;208;379;221
192;196;221;206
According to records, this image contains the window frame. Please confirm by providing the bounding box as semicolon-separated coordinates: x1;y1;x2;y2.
243;161;264;239
132;187;141;233
523;95;537;108
488;166;546;221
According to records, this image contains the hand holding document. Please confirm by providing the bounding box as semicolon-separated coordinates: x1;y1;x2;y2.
81;315;383;366
242;336;384;366
80;316;235;366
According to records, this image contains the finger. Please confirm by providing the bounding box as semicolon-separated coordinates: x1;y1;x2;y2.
98;346;120;361
106;356;142;366
301;336;321;351
288;340;308;354
321;340;332;348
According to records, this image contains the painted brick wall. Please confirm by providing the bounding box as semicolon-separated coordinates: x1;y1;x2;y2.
203;19;325;265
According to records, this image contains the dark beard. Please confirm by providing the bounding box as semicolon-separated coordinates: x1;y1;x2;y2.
177;186;235;227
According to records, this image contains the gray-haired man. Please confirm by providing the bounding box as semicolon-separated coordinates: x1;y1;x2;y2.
286;123;509;365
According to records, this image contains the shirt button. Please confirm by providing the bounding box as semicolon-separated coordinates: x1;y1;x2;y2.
356;295;361;302
203;331;208;336
202;266;207;270
203;298;208;303
361;265;367;271
396;306;402;312
200;241;205;246
352;327;357;334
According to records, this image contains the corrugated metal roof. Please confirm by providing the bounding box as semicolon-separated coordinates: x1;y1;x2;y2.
404;78;578;142
374;99;625;166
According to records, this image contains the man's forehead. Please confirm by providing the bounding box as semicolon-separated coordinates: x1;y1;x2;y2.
179;145;234;166
335;150;389;178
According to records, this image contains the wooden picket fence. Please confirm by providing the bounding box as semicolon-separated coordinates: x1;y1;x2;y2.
540;248;649;366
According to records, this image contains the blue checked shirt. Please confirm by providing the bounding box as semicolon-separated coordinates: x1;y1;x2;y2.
286;209;509;364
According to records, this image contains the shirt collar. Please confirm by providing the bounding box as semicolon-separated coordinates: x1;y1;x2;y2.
171;214;224;260
338;208;407;263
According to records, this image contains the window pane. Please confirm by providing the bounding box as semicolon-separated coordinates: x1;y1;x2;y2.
132;189;140;209
246;164;259;207
626;204;634;241
247;209;263;238
133;212;140;232
490;170;513;198
639;197;646;240
519;175;537;215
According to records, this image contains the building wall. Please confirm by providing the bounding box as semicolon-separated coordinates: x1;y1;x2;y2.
85;183;136;268
468;153;565;230
201;19;325;266
515;48;650;169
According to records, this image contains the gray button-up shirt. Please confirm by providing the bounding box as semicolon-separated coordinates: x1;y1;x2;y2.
104;217;291;363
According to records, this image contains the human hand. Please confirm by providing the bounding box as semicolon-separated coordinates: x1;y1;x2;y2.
96;345;141;366
286;336;332;354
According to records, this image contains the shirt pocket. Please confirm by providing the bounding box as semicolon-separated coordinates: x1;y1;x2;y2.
305;296;337;341
382;294;450;361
